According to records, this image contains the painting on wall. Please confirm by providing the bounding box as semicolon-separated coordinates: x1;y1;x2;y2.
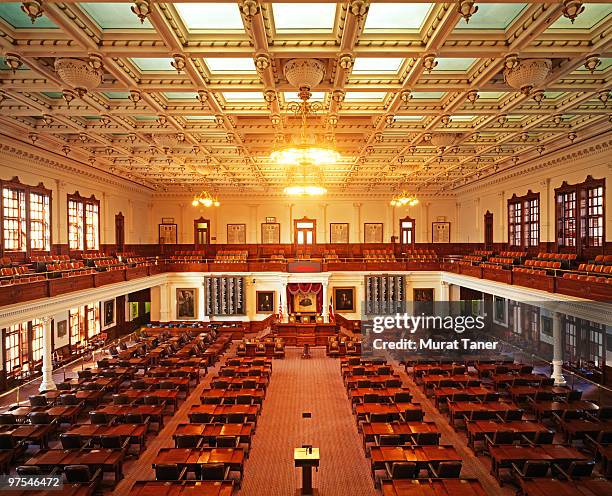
256;291;275;313
56;320;67;338
413;288;434;301
334;287;355;312
177;288;197;319
227;223;246;244
432;222;451;243
293;292;317;313
159;223;177;244
330;223;349;244
261;222;280;244
364;223;383;243
102;299;115;329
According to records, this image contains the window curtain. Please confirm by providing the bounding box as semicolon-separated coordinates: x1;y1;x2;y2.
286;283;323;314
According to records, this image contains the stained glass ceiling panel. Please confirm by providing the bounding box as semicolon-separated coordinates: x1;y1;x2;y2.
204;58;256;73
549;4;611;29
131;58;174;72
223;92;264;102
433;58;477;72
454;3;527;30
164;92;199;100
411;92;446;99
175;3;244;30
352;58;404;74
0;3;57;28
80;3;153;29
344;92;387;101
363;3;433;30
272;3;336;30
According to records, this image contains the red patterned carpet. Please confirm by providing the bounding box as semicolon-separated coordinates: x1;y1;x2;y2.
238;347;376;496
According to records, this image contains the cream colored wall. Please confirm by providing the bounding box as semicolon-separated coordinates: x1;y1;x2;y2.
150;198;458;244
0;137;151;247
455;138;612;244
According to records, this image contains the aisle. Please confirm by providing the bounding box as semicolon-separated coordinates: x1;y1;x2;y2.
239;348;376;496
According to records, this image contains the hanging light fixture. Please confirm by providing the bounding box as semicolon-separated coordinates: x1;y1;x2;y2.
504;58;551;95
191;190;220;207
390;191;419;207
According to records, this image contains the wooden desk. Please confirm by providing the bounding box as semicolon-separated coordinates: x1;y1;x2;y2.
519;478;612;496
433;387;493;408
557;419;612;442
345;375;401;389
63;423;147;453
489;444;590;480
94;405;165;430
200;388;265;404
509;386;569;402
422;374;479;388
449;401;522;425
120;390;180;411
349;388;409;404
272;322;338;346
0;424;53;448
465;420;550;449
188;404;259;422
381;478;486;496
128;481;234;496
153;447;244;478
361;422;439;444
218;365;270;378
493;373;547;388
173;423;254;446
370;445;461;474
24;448;124;480
532;400;600;421
355;403;423;422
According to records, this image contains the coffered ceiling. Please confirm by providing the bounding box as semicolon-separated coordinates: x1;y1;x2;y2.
0;1;610;197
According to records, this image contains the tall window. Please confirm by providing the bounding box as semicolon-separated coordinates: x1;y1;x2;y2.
507;192;539;248
31;319;44;364
68;193;99;251
556;176;605;251
399;216;415;245
86;303;100;338
29;192;50;251
69;307;85;345
4;323;28;376
294;217;316;245
1;179;51;254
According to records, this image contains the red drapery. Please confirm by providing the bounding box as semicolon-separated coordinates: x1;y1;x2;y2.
286;283;323;314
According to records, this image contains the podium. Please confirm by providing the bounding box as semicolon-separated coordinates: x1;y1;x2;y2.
294;446;319;495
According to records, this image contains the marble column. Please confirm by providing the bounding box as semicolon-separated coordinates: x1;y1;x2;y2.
353;202;362;243
322;281;329;322
321;203;328;243
248;204;258;243
39;316;56;392
498;191;505;244
552;312;566;385
159;283;171;322
279;278;288;322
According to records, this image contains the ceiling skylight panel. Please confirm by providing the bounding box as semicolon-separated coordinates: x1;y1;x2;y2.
175;3;244;30
204;58;256;73
272;3;336;30
363;3;433;30
352;58;404;74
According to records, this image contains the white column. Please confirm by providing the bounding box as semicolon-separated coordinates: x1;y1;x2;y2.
543;178;551;243
552;312;566;385
279;278;288;322
159;283;171;322
248;204;258;243
321;203;328;243
55;180;66;245
179;203;185;244
498;191;505;243
423;202;430;243
354;202;362;243
514;304;522;334
322;281;329;322
440;281;450;301
39;317;56;392
288;203;294;244
455;202;461;242
475;197;481;242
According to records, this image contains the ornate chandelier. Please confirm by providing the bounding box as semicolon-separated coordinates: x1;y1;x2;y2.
271;58;339;172
191;191;220;207
390;191;419;207
504;58;551;95
54;57;102;97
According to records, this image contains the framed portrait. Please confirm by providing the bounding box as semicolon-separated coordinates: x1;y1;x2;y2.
227;223;246;244
330;223;349;244
176;288;198;319
159;223;177;244
413;288;434;302
56;319;67;338
334;287;355;312
364;223;383;243
256;291;275;313
261;222;280;244
493;296;508;327
265;216;276;223
101;299;115;329
432;222;451;243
